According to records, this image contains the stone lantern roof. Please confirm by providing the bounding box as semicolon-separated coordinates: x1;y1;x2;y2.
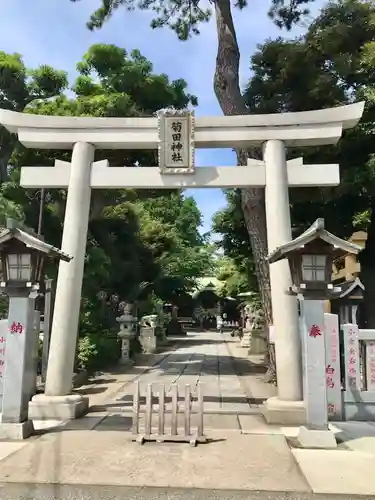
0;227;71;262
268;218;363;264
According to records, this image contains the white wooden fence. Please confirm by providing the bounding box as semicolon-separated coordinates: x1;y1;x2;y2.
132;381;206;445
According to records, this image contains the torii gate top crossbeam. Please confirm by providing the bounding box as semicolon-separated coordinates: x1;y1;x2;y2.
0;102;364;150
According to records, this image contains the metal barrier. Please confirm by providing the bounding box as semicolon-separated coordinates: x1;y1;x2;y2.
132;381;206;446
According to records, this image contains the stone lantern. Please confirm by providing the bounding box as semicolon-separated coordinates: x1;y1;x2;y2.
268;218;362;449
0;220;71;439
116;302;137;365
268;218;361;299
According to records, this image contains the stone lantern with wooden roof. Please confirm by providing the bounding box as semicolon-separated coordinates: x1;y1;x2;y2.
0;219;71;440
0;221;70;292
268;218;363;300
267;219;363;449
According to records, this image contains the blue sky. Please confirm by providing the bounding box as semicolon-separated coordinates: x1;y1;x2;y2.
0;0;323;233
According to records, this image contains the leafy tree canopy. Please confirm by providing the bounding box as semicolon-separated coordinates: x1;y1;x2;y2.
214;0;375;326
71;0;317;38
0;51;68;182
0;44;214;368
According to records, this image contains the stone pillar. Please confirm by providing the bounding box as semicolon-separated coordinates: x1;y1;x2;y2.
240;305;252;348
0;294;37;439
29;142;93;420
263;140;304;424
297;299;337;449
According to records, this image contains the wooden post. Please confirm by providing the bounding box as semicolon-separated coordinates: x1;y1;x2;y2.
197;383;204;438
145;383;153;436
184;384;191;436
158;384;165;437
171;384;178;436
132;380;140;435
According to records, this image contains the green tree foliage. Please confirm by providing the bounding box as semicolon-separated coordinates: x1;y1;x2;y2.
212;189;257;296
72;0;321;333
215;0;375;326
72;0;316;39
0;51;68;183
0;44;213;370
215;255;254;298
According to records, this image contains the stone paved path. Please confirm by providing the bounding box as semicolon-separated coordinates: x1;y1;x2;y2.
105;331;273;417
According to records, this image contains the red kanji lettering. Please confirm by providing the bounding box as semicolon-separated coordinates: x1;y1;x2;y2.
10;322;23;334
326;365;335;375
326;376;335;388
309;324;322;338
349;367;357;376
0;336;5;343
327;403;335;414
349;356;357;365
349;348;356;356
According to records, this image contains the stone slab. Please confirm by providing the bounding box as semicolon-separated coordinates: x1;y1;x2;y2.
292;448;375;495
282;424;344;440
0;430;309;492
296;426;337;449
330;421;375;456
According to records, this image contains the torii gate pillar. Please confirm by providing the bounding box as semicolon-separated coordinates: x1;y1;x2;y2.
264;140;302;402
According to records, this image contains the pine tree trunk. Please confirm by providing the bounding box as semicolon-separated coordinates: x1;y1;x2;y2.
213;0;276;383
0;132;17;183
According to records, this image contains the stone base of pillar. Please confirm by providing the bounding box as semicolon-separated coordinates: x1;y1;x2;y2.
0;420;34;440
297;426;337;449
263;396;306;426
28;394;89;421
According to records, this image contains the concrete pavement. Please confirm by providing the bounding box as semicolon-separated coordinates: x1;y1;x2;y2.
2;332;375;496
1;483;375;500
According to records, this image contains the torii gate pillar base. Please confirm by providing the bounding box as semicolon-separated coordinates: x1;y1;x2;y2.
28;394;89;421
0;420;34;440
263;396;306;426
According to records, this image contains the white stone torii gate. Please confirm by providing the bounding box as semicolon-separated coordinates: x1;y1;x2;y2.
0;102;364;423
